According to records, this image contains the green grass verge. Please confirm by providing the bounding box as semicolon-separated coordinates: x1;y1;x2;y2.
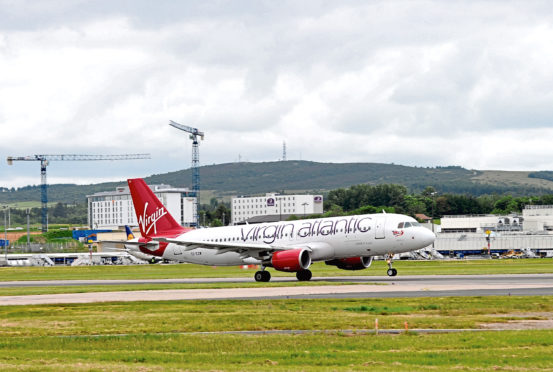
1;296;552;336
0;331;552;371
0;258;552;282
0;296;552;370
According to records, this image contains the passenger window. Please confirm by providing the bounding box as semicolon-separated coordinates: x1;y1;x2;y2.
404;222;412;228
398;222;404;228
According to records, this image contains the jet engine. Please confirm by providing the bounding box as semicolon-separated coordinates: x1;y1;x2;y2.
271;248;311;272
325;256;373;270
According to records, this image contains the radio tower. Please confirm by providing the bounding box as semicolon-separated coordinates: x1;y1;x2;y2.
282;141;287;161
169;120;204;227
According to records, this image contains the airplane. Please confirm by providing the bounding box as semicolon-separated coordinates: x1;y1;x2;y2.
120;178;435;282
122;225;163;263
101;225;162;264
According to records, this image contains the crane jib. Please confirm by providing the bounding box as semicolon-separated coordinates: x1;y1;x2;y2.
6;153;151;233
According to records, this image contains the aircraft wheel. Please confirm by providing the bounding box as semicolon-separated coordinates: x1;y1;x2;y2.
149;257;157;264
387;268;395;277
296;269;312;281
254;271;264;282
255;271;271;282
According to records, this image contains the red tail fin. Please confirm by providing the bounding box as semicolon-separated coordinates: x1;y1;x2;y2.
128;178;187;237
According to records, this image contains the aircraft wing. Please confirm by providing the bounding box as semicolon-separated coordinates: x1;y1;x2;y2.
152;237;302;255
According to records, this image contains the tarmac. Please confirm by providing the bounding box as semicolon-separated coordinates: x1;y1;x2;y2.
0;274;552;305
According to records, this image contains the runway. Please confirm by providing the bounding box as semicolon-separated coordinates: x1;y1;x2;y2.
0;274;552;305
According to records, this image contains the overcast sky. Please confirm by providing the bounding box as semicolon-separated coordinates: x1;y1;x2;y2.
1;0;553;189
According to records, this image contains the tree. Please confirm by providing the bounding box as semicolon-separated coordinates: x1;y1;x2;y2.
403;194;427;216
52;202;67;218
493;195;518;214
210;218;223;227
214;204;231;226
421;186;436;198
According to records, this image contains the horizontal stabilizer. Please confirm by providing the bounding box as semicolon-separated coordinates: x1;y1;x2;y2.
99;240;158;248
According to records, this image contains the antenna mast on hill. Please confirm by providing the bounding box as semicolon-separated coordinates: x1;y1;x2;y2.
282;141;287;161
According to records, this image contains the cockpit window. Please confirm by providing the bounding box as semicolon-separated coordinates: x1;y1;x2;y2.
399;221;422;228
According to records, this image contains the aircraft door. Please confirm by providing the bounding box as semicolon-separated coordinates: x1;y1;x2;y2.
375;216;386;239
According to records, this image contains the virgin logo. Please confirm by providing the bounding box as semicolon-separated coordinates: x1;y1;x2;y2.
139;202;168;235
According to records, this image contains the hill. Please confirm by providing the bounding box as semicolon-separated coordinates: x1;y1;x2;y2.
2;161;553;205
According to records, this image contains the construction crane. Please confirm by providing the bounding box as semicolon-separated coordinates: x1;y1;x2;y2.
6;154;151;232
169;120;204;227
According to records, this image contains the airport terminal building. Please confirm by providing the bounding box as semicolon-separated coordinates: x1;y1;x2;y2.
231;193;323;225
440;205;553;234
87;184;197;229
433;205;553;257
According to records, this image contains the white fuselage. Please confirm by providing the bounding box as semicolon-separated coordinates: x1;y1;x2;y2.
157;213;435;266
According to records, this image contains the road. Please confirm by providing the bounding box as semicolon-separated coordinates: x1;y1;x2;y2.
0;274;552;305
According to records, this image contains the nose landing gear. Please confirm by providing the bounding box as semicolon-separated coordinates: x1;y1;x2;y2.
386;254;398;276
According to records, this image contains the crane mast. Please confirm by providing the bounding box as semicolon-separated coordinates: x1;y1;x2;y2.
7;153;150;232
169;120;204;227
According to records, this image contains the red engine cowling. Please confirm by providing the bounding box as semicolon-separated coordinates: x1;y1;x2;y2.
325;256;373;270
271;249;312;272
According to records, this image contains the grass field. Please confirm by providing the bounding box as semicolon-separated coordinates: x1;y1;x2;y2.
0;296;552;370
0;260;552;370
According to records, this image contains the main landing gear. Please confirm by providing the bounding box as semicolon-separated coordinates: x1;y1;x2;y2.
386;254;398;277
296;269;312;281
254;269;271;282
254;269;313;282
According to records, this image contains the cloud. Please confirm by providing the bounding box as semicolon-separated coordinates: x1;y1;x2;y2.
2;1;553;189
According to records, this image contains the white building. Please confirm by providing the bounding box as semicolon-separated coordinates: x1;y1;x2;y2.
440;214;523;233
232;193;324;225
87;184;196;229
522;205;553;231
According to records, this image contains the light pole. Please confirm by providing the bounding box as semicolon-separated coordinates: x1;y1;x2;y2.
430;192;437;248
302;202;308;216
